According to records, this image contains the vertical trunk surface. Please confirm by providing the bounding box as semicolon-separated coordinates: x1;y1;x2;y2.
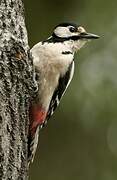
0;0;36;179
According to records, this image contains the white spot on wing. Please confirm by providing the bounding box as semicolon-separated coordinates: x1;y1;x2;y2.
60;61;75;98
66;61;75;89
56;95;59;105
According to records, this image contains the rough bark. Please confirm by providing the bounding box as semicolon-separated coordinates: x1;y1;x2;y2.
0;0;36;179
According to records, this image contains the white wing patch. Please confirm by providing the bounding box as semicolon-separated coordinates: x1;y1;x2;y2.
63;61;74;95
45;61;75;124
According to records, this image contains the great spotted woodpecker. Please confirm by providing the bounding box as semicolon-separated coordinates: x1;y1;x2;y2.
29;22;99;163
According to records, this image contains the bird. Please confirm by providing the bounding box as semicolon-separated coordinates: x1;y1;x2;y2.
28;22;99;163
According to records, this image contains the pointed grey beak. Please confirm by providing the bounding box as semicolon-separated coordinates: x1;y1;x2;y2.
79;32;100;39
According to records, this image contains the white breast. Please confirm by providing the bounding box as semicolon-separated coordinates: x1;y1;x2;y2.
31;42;74;110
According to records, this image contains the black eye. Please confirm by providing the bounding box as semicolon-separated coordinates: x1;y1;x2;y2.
69;26;77;33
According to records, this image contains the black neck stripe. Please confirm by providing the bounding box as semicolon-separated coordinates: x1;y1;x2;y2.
62;51;73;55
42;33;82;44
52;33;81;42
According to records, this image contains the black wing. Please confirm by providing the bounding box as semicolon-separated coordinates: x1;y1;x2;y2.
44;61;74;125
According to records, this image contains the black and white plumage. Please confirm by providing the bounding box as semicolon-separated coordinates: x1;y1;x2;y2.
46;61;74;124
29;22;99;163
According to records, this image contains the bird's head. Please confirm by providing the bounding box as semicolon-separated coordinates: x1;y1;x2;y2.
52;22;99;52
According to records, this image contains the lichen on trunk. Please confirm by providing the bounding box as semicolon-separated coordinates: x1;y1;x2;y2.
0;0;36;179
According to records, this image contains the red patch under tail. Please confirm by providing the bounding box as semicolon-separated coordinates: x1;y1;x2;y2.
29;104;47;136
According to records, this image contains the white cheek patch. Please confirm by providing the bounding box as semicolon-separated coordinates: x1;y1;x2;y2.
54;27;72;38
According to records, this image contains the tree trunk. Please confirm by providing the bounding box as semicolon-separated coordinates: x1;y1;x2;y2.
0;0;36;179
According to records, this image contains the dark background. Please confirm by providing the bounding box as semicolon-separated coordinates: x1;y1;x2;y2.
24;0;117;179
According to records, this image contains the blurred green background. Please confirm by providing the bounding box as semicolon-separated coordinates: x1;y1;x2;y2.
24;0;117;179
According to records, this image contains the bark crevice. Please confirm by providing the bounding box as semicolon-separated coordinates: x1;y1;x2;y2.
0;0;36;179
